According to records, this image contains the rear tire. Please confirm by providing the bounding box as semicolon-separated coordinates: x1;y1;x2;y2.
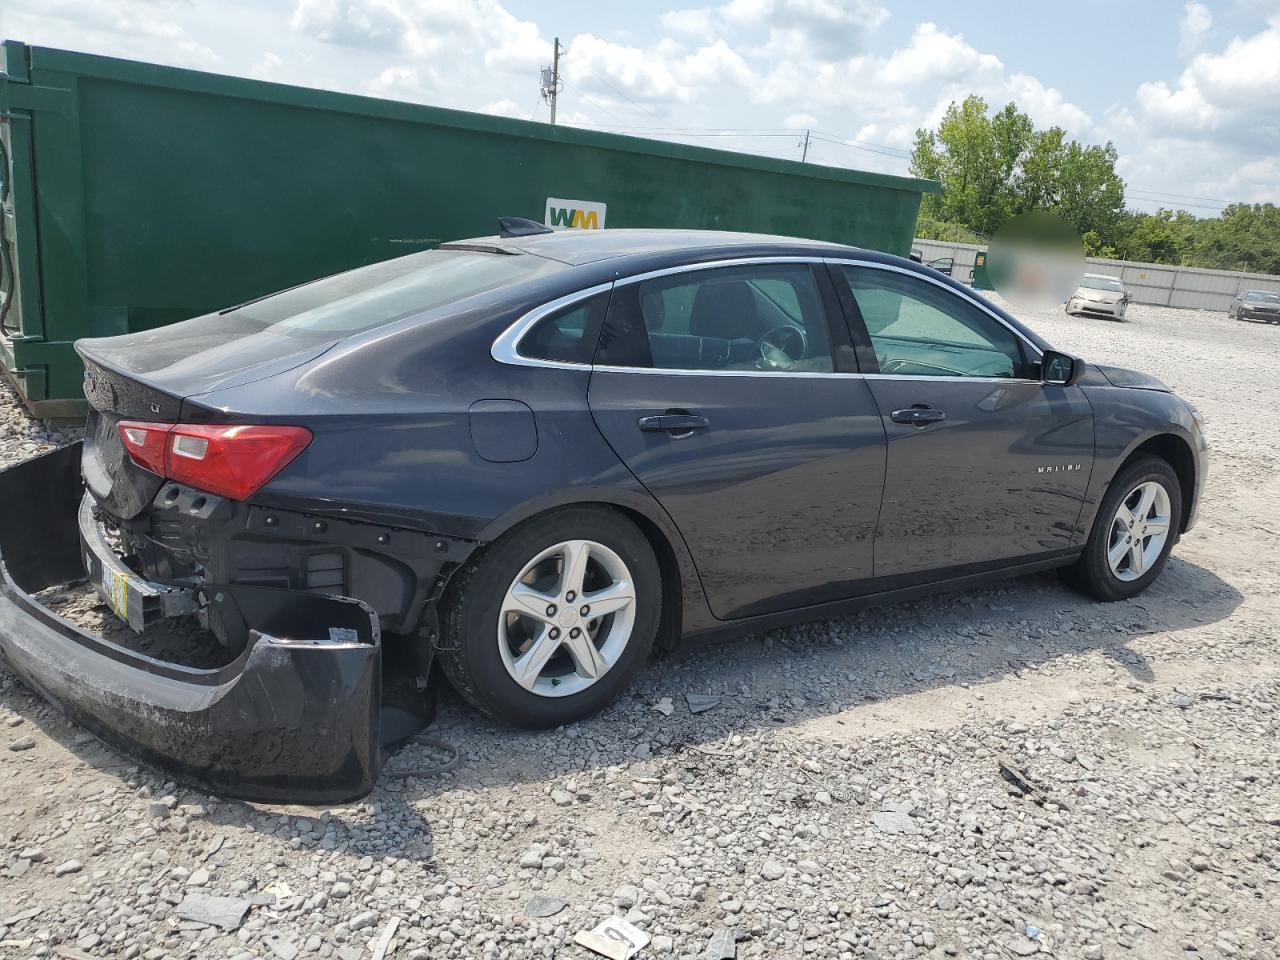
437;507;661;728
1062;456;1182;602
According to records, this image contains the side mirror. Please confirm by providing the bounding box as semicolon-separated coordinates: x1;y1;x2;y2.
1041;350;1083;386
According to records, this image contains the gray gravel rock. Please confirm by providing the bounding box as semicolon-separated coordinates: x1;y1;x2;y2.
0;306;1276;958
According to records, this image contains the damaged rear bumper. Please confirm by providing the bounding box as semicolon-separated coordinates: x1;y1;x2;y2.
0;443;383;803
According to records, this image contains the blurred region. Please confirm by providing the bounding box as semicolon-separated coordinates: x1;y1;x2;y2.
988;212;1085;310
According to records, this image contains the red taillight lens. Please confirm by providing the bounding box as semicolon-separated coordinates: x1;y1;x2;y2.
117;421;312;501
117;421;170;476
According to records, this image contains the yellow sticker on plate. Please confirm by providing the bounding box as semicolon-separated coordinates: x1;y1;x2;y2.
107;570;129;619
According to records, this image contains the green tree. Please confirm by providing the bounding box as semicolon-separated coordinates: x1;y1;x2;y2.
1190;203;1280;274
910;96;1029;236
1116;209;1192;264
910;96;1126;246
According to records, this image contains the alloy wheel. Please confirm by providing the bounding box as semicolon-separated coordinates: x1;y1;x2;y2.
1106;481;1172;582
497;539;637;697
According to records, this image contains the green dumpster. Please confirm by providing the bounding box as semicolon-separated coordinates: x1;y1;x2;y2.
0;40;939;417
970;251;993;290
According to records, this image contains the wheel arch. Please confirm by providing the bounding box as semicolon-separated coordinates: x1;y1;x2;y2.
1116;432;1198;534
463;489;709;647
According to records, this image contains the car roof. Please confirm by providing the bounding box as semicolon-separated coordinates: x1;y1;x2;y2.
1244;289;1279;295
1083;272;1123;281
448;228;866;266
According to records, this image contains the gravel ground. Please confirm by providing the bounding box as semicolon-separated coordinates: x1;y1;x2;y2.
1;300;1277;960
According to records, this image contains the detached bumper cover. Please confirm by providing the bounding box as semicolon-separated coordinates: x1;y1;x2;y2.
0;443;382;803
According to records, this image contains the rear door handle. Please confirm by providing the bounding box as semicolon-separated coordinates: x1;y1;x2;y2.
638;413;710;435
891;406;946;426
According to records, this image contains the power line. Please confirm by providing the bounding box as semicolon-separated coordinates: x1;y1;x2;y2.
587;124;814;134
809;133;910;160
574;124;801;139
1128;192;1228;210
1126;187;1234;205
560;78;637;128
581;70;670;124
812;130;910;158
1127;194;1230;212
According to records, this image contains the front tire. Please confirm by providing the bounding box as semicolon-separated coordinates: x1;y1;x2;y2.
1063;456;1182;602
438;507;661;728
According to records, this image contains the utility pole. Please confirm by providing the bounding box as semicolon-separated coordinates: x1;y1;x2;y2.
540;38;562;125
800;129;811;162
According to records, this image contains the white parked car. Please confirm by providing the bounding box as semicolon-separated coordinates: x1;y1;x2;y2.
1066;273;1130;321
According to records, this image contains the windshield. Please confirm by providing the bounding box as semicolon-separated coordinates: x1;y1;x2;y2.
1080;276;1124;292
1244;291;1280;302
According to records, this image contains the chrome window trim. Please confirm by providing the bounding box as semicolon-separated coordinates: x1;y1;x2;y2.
490;254;1047;382
490;281;614;369
491;258;824;369
611;255;825;287
591;365;857;379
823;257;1044;361
589;365;1041;384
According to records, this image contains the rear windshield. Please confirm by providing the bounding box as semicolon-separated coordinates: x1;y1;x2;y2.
233;248;565;333
77;248;567;380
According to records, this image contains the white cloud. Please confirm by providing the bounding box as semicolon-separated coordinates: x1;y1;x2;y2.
881;22;1002;87
1002;72;1092;133
721;0;888;62
660;8;716;38
5;0;222;69
479;98;527;119
364;64;439;102
676;40;754;87
1179;2;1212;54
1135;15;1280;136
289;0;546;74
783;112;818;129
290;0;412;51
250;52;285;82
563;33;692;104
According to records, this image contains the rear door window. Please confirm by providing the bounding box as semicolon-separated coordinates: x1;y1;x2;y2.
596;263;834;373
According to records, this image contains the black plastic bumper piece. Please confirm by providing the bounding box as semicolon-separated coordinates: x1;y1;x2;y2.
0;443;383;804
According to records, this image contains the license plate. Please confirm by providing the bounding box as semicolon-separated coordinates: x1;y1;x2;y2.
101;567;133;622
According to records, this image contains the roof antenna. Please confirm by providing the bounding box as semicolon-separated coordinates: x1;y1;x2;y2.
498;217;554;238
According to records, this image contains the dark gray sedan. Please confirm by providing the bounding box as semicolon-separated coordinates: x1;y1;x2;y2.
0;228;1207;800
1229;289;1280;323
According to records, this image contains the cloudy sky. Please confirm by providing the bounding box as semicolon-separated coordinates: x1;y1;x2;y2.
5;0;1278;216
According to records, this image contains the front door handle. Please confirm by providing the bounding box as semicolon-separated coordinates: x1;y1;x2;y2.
638;413;710;435
891;406;946;426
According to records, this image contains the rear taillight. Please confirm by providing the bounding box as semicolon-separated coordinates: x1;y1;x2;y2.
117;421;312;501
118;423;169;476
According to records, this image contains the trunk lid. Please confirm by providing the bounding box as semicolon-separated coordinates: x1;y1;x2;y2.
76;332;333;519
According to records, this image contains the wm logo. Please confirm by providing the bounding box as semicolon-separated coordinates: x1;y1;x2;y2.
545;197;606;230
548;206;600;229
